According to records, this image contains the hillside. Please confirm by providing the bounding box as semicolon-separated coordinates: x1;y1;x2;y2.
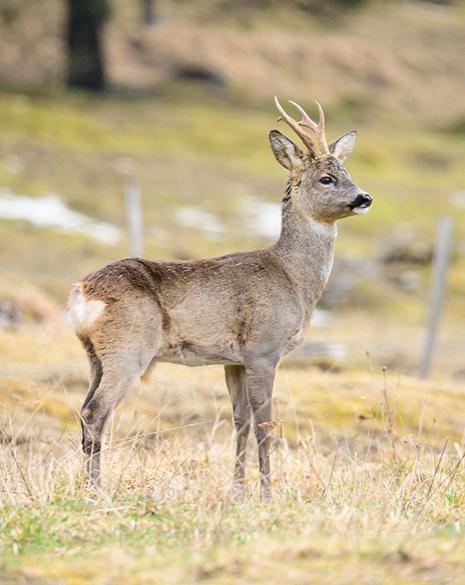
2;1;465;119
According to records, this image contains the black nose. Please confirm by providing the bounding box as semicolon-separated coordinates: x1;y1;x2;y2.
351;193;373;209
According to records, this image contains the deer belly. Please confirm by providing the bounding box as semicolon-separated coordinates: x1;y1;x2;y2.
157;342;242;367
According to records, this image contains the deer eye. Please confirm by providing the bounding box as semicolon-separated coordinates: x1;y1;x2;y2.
319;175;334;185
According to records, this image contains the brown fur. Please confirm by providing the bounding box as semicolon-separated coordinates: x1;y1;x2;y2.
68;107;372;498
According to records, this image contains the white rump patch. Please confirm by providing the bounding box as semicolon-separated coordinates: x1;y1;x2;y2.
67;284;105;333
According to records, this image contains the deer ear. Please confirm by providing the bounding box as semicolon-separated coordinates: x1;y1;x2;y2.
269;130;305;170
328;130;357;163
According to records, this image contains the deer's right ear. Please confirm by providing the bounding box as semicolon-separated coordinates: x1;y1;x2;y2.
269;130;305;171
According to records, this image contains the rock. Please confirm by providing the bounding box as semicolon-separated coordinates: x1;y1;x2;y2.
0;279;60;329
381;237;433;265
388;270;421;291
321;256;380;307
174;64;227;88
0;299;22;329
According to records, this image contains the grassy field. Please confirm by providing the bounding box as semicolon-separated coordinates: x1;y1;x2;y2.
1;327;465;585
1;2;465;583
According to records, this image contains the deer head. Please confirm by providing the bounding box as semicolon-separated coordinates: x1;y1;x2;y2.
269;97;372;223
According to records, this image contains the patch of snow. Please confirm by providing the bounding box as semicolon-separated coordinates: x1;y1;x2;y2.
240;198;282;238
311;308;333;327
296;341;348;361
175;207;225;234
0;188;120;244
175;198;283;240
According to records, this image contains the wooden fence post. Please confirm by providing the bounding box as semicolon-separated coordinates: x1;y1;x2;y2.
125;179;143;257
418;216;453;378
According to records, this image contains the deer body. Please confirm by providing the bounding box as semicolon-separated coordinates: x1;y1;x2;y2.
69;97;372;498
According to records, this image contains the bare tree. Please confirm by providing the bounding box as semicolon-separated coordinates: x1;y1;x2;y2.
65;0;109;91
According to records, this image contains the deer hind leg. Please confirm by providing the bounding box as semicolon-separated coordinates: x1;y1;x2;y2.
80;321;161;486
246;362;276;500
79;336;104;484
81;356;141;487
224;365;250;499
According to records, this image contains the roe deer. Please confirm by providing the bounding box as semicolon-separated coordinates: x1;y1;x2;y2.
68;97;372;499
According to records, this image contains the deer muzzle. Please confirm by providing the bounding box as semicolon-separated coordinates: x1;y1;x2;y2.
350;193;373;215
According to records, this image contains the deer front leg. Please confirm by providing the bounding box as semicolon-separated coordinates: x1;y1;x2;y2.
225;365;250;500
246;362;276;500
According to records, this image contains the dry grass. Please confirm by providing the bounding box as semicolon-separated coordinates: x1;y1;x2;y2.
1;328;465;584
1;413;465;584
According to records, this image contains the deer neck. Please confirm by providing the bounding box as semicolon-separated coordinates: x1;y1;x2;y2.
274;185;337;304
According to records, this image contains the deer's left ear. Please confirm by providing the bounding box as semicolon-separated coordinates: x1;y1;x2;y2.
328;130;357;163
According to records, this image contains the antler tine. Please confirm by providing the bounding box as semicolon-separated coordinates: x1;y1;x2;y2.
274;96;316;152
288;99;329;154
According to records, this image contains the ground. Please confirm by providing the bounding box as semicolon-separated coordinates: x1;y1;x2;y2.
1;327;465;584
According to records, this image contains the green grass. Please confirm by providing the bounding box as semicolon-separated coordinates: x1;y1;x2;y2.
1;88;464;264
2;491;464;585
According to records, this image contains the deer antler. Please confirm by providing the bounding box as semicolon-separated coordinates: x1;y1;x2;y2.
289;99;329;154
274;96;316;152
274;96;329;155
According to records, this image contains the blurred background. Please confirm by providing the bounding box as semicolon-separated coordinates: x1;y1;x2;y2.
1;0;465;380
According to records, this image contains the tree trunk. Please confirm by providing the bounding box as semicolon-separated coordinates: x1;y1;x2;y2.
142;0;157;25
65;0;109;91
